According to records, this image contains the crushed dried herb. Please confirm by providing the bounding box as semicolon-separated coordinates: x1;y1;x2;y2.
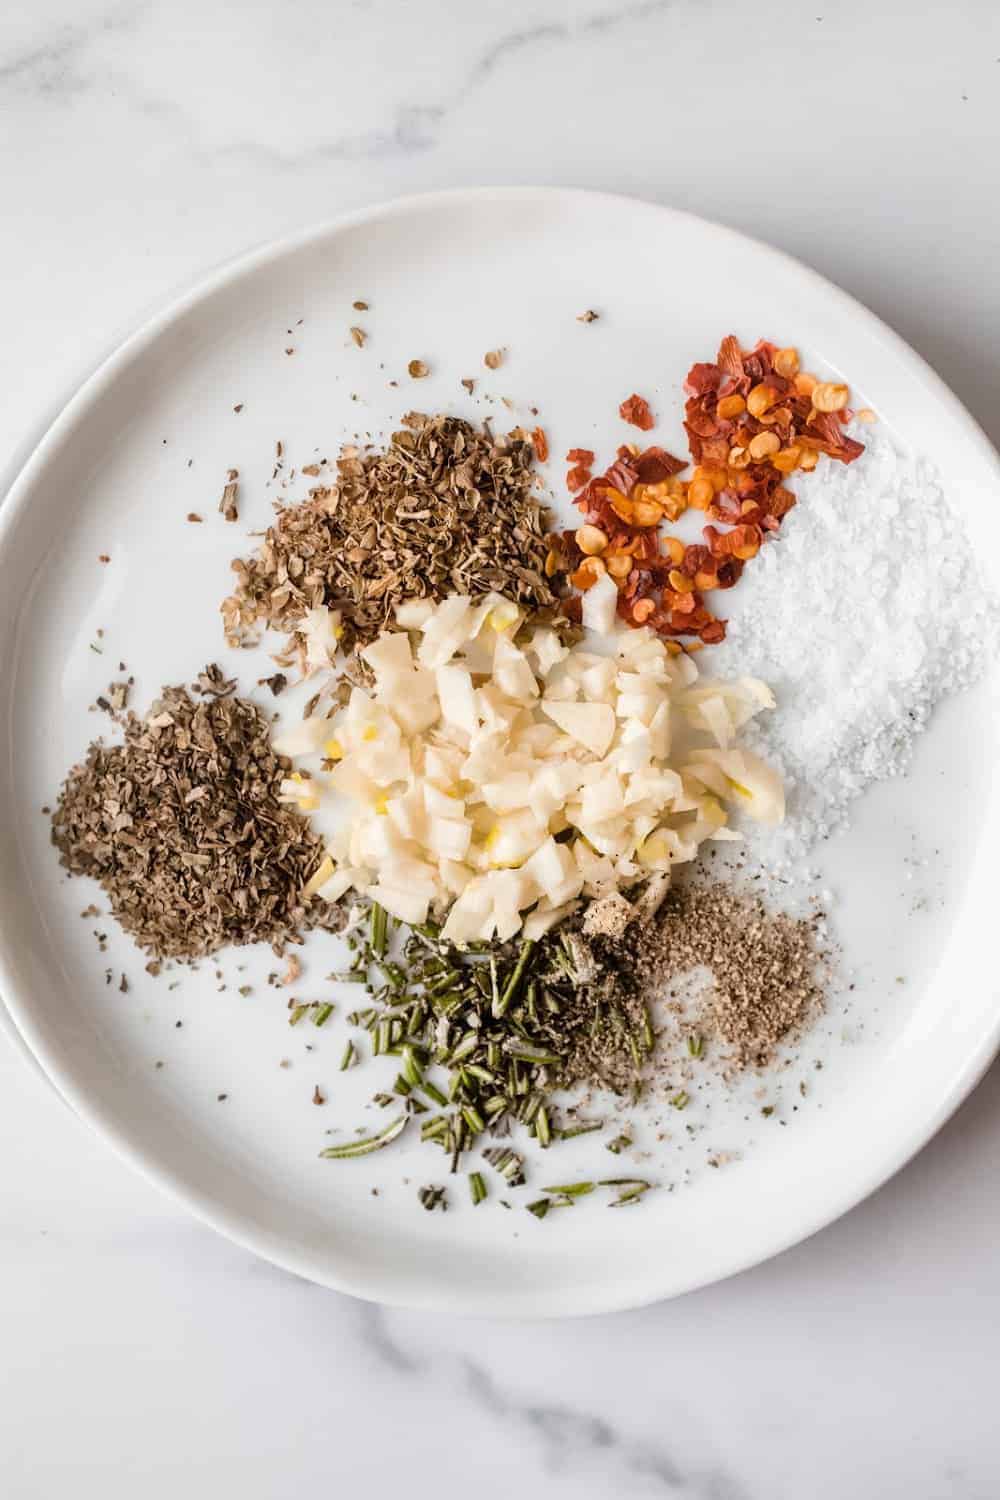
51;671;336;962
219;470;240;523
222;412;563;654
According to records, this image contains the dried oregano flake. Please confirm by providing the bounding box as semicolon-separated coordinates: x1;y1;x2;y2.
51;670;338;962
222;412;564;654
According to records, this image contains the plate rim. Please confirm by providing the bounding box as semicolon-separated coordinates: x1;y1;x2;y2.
2;184;999;1316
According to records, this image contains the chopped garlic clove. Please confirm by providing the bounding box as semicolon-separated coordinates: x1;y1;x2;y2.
540;699;616;756
581;570;618;634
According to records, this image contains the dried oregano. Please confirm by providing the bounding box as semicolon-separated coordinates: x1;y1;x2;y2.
221;412;563;654
51;669;336;962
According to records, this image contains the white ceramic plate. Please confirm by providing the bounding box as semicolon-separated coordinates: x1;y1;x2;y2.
1;188;998;1316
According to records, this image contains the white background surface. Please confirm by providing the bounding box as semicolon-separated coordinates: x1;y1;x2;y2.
1;2;999;1496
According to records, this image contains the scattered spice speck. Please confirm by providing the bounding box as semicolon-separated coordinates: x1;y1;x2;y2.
531;427;549;463
407;359;429;379
219;475;239;523
619;393;655;430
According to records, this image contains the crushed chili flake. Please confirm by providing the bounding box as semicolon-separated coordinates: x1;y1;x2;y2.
531;427;549;463
619;393;655;431
558;335;869;647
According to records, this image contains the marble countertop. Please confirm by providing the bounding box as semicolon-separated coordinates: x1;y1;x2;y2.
2;2;1000;1495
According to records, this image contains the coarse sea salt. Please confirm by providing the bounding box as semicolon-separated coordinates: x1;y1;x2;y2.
711;427;999;861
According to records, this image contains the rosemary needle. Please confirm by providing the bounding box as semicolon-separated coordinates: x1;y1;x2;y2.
319;1114;407;1159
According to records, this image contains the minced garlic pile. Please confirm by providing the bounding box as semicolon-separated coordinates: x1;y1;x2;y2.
275;579;783;942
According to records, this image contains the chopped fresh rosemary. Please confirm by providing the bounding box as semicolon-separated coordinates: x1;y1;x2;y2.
558;1119;604;1141
598;1177;654;1208
482;1147;526;1185
314;901;663;1212
319;1114;407;1159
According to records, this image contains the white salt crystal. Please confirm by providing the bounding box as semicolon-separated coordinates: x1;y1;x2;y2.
712;428;1000;861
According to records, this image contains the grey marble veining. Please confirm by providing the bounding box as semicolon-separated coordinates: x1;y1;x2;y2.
2;1;1000;1496
359;1300;750;1498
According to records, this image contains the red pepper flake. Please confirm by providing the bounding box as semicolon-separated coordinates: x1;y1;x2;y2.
634;446;686;483
531;427;549;463
700;620;727;644
619;394;655;431
558;334;869;649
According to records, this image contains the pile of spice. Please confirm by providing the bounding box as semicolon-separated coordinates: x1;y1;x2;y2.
627;881;828;1070
314;875;827;1212
221;413;563;657
712;428;1000;858
552;336;867;646
324;896;660;1169
51;669;332;961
